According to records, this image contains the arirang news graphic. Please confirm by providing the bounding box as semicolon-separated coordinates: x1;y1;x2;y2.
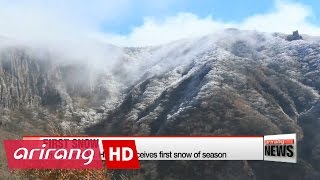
264;134;297;163
1;0;320;179
4;134;296;170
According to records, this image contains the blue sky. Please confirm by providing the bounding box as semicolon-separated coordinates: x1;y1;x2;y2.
0;0;320;46
102;0;320;34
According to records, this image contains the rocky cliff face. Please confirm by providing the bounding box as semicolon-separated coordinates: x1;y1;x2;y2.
0;47;52;108
1;30;320;179
0;45;120;136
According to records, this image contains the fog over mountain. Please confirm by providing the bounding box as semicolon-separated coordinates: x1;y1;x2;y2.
1;29;320;179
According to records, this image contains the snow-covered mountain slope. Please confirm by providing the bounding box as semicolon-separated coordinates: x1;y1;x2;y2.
1;30;320;179
88;30;319;136
88;30;320;179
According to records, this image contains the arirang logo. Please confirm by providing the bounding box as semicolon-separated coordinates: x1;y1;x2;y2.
4;140;103;169
264;139;294;157
13;143;94;165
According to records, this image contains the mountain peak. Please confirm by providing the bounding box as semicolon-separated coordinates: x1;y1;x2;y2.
286;30;303;41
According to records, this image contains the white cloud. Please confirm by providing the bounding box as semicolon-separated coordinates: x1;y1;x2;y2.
240;0;320;34
98;13;233;46
0;0;319;47
99;0;320;46
0;0;136;76
0;0;131;44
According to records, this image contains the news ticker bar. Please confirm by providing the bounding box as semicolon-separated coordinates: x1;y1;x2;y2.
2;134;297;170
24;136;262;160
23;134;296;163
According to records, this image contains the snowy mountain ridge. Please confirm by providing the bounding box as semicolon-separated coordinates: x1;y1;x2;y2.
1;30;320;179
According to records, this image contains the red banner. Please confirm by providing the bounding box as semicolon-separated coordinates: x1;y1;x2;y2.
3;140;103;169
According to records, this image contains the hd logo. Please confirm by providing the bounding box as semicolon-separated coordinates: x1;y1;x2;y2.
264;134;297;163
